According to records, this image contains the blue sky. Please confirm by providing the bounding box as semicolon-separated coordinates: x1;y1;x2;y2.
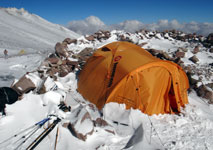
0;0;213;25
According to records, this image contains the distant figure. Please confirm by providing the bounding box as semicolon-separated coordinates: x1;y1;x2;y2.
4;49;8;59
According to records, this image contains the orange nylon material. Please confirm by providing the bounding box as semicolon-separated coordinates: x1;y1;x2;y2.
77;41;189;115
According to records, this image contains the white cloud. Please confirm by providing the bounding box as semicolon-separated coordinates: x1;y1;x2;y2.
67;16;109;35
67;16;213;36
112;20;144;33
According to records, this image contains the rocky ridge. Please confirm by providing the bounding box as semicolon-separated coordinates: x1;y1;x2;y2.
64;29;213;103
12;29;213;104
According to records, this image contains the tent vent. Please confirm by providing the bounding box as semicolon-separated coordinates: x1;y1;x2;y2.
102;47;111;52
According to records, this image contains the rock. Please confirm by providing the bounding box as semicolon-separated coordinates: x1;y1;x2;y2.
59;65;72;77
46;57;60;64
66;60;78;66
46;67;59;79
209;48;213;53
12;73;37;95
202;33;213;48
48;53;57;58
186;72;199;91
67;123;87;141
146;49;162;56
138;42;147;47
175;52;185;58
94;118;108;127
174;57;184;65
196;85;213;103
66;107;95;141
63;38;77;44
85;35;95;41
193;46;200;54
207;33;213;44
118;35;133;43
189;55;199;63
177;47;188;52
77;47;94;64
176;35;186;41
95;30;111;40
156;52;172;60
206;83;213;90
55;42;69;58
184;34;194;40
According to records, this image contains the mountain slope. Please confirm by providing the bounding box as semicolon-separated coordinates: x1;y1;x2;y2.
0;8;80;56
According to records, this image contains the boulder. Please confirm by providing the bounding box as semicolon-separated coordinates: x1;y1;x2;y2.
202;33;213;48
46;67;59;79
66;107;95;141
177;47;188;52
67;123;87;141
85;35;95;41
94;30;111;40
63;38;77;44
207;33;213;44
118;35;133;43
77;47;94;64
174;57;184;65
186;72;199;91
94;118;108;127
55;42;69;58
48;53;57;58
46;57;60;64
189;55;199;63
12;74;37;95
196;85;213;103
193;46;200;54
146;49;162;56
156;52;172;60
138;42;147;47
58;65;72;77
209;48;213;53
206;83;213;90
175;52;185;58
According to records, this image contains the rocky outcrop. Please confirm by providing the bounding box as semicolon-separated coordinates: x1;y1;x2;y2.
85;30;111;42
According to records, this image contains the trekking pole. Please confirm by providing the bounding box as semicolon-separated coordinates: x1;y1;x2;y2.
26;118;61;150
14;126;41;150
14;118;51;150
0;117;50;145
54;126;60;150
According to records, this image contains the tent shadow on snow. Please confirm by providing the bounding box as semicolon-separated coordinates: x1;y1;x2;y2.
78;41;189;115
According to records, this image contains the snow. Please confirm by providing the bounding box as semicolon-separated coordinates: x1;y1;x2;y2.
0;8;80;54
0;7;80;86
1;70;213;150
0;8;213;150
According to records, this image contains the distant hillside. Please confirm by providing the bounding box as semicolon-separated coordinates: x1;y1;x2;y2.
0;8;80;56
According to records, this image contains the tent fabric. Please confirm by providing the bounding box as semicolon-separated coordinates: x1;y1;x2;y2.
77;41;189;115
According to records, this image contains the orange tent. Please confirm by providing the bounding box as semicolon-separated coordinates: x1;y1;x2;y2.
77;41;189;115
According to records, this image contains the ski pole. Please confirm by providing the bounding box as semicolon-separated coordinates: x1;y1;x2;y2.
14;126;41;150
0;117;50;145
26;118;61;150
54;126;59;150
